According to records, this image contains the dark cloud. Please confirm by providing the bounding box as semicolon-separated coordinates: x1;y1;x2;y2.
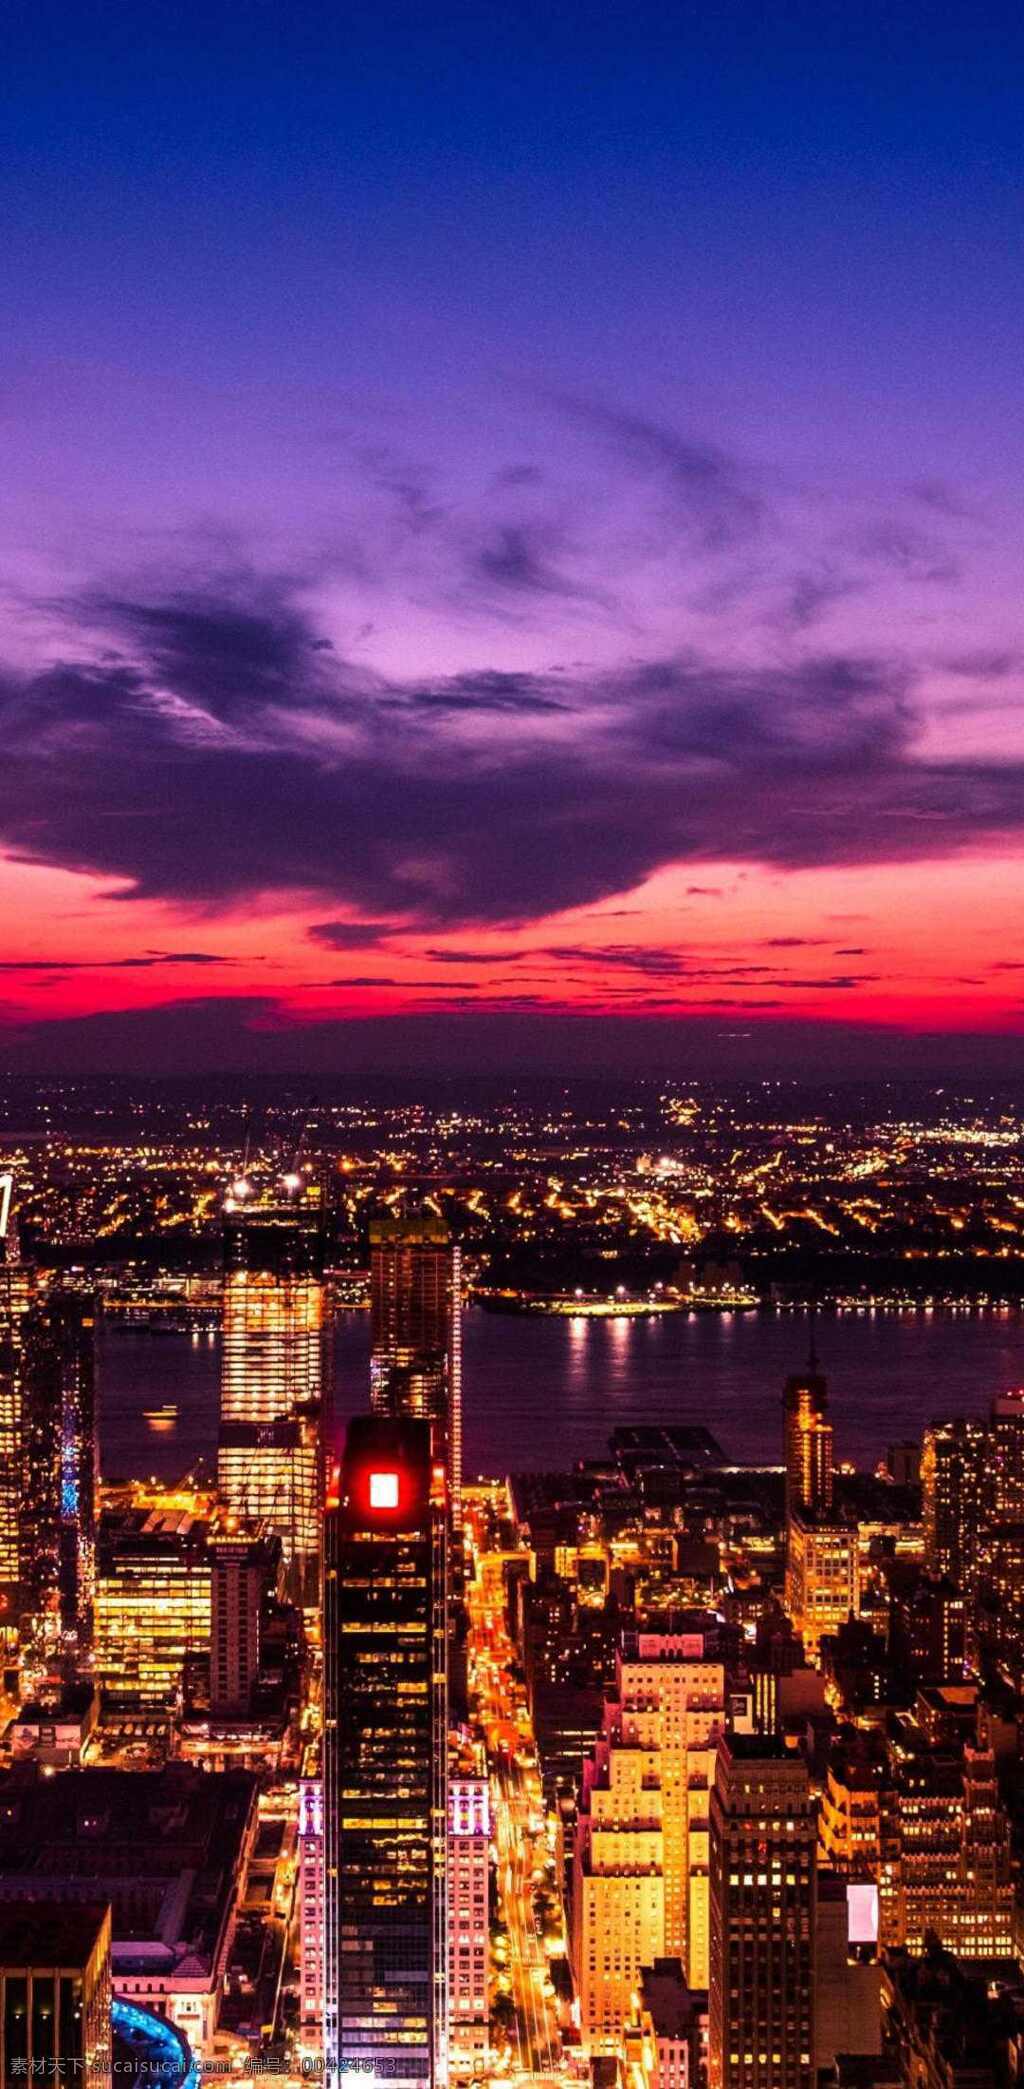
855;522;961;586
308;921;395;950
773;567;860;632
380;669;568;716
475;524;593;601
943;650;1020;680
0;950;231;970
4;573;1024;937
424;947;529;964
557;397;763;550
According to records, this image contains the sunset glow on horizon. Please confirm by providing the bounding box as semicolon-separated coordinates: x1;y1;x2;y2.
3;0;1023;1072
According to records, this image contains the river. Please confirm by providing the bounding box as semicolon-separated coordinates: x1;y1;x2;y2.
98;1303;1024;1483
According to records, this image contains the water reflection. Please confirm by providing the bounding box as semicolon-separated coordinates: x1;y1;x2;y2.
100;1304;1024;1486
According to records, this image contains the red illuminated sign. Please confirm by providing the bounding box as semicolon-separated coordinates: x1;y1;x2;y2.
369;1470;400;1509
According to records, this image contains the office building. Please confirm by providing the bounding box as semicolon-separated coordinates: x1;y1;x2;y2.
209;1528;281;1717
708;1736;816;2089
95;1507;210;1707
989;1388;1024;1521
784;1513;859;1663
448;1773;490;2079
370;1211;462;1528
622;1630;726;1985
0;1766;256;2057
921;1419;987;1591
323;1416;448;2088
298;1776;325;2047
0;1188;38;1644
889;1572;967;1687
218;1192;330;1604
881;1737;1014;1958
572;1626;726;2048
0;1900;112;2089
818;1733;889;1879
8;1681;98;1769
977;1520;1024;1688
881;1945;1020;2089
20;1289;99;1655
572;1697;665;2055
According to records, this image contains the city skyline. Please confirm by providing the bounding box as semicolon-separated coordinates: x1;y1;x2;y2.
3;1;1024;1074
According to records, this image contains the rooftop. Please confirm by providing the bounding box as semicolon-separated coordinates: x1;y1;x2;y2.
0;1899;110;1966
0;1766;256;1987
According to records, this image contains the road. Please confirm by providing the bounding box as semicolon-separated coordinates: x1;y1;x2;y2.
464;1485;568;2083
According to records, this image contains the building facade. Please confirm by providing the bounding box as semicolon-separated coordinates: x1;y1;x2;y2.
447;1774;489;2078
370;1212;462;1529
323;1416;448;2088
0;1901;112;2089
218;1195;330;1604
708;1738;816;2089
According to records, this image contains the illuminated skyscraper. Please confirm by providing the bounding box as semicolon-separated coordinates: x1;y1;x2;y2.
784;1513;859;1664
209;1528;281;1717
21;1289;99;1655
880;1735;1014;1957
989;1389;1024;1520
299;1775;326;2047
783;1360;833;1523
921;1418;987;1590
370;1211;462;1529
323;1416;448;2089
708;1737;816;2089
629;1631;726;1984
0;1178;37;1644
447;1772;490;2079
572;1691;665;2055
573;1628;726;2049
95;1506;210;1707
0;1179;98;1657
218;1192;330;1603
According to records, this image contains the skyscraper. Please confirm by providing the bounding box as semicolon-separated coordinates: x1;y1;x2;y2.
21;1288;99;1656
921;1418;988;1590
323;1416;448;2089
299;1775;326;2048
447;1770;490;2079
989;1389;1024;1520
370;1212;462;1529
0;1902;112;2089
218;1189;330;1603
572;1628;726;2050
784;1514;859;1664
209;1528;281;1718
0;1178;98;1658
708;1737;816;2089
0;1179;37;1645
783;1361;833;1524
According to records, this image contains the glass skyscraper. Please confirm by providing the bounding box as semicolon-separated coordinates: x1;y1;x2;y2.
370;1211;462;1530
323;1415;448;2089
218;1192;330;1605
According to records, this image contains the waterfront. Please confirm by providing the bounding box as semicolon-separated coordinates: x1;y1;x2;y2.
99;1303;1024;1483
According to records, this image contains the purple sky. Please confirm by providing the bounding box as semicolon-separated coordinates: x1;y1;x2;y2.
2;0;1023;1074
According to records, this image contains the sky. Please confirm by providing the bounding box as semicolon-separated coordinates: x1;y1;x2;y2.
2;0;1024;1076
